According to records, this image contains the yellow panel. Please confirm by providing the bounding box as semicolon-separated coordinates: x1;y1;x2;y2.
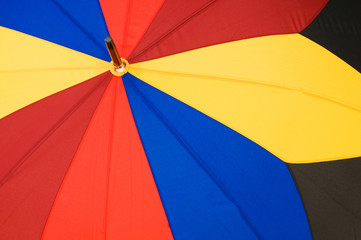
129;34;361;163
0;27;111;118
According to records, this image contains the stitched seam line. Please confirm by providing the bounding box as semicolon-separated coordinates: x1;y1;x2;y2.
120;0;133;56
129;66;361;115
122;75;177;240
129;0;217;62
40;73;112;239
104;79;117;240
0;76;108;188
50;0;106;53
127;78;262;240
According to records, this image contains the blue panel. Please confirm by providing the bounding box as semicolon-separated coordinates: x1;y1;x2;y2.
0;0;110;61
122;74;259;240
123;73;312;240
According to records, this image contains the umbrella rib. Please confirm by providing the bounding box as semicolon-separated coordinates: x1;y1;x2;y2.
128;0;217;62
119;0;133;56
127;79;263;240
291;167;361;223
49;0;106;53
104;79;117;240
0;79;107;188
129;67;361;114
40;75;112;239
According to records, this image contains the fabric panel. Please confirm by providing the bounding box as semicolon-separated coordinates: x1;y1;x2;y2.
0;72;111;240
0;0;110;60
129;0;328;62
288;158;361;240
301;0;361;73
0;27;109;119
123;73;311;240
129;34;361;163
99;0;165;58
42;78;173;240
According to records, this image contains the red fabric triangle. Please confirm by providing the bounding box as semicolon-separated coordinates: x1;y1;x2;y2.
42;77;173;240
0;72;112;240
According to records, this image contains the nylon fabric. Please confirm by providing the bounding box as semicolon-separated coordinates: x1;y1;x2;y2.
288;158;361;240
124;74;263;240
0;27;110;119
301;0;361;73
123;73;312;239
0;0;110;60
129;34;361;163
42;78;173;240
99;0;165;58
0;72;111;240
129;0;328;62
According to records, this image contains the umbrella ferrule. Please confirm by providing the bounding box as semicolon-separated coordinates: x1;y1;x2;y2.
110;58;129;76
105;36;128;76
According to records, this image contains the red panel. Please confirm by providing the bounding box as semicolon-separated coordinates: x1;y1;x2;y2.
0;72;111;240
128;0;328;63
42;77;173;240
100;0;165;58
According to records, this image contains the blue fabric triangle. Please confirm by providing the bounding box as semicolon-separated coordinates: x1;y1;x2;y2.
0;0;109;60
123;73;311;240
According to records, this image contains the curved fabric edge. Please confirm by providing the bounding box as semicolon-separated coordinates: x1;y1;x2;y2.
287;157;361;240
128;33;361;163
128;0;328;63
301;0;361;73
122;73;312;240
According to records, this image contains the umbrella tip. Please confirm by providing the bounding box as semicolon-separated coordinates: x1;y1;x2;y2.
105;36;128;76
105;36;112;43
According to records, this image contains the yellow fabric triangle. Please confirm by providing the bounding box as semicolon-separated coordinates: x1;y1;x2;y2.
0;26;111;119
129;33;361;163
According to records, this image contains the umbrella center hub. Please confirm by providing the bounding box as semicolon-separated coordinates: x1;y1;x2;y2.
110;58;129;76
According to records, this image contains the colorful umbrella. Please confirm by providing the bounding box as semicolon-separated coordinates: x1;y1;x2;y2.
1;0;361;239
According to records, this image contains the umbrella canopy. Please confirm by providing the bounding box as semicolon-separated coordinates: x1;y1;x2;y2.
1;0;361;239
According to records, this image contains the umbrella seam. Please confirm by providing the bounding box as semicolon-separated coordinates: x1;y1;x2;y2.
104;78;117;240
290;166;361;223
126;77;263;240
96;0;110;36
129;0;329;63
120;0;133;57
50;0;106;54
130;68;361;163
0;76;108;188
125;1;165;59
128;0;217;62
129;67;361;115
122;76;177;240
286;166;315;239
40;73;113;239
299;0;330;32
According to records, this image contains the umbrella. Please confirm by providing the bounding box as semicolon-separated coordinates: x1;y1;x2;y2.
1;0;361;239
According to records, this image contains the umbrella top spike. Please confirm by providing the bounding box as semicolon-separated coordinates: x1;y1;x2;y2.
105;36;128;76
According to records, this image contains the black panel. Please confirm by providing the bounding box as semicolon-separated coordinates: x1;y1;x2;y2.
301;0;361;73
288;157;361;240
